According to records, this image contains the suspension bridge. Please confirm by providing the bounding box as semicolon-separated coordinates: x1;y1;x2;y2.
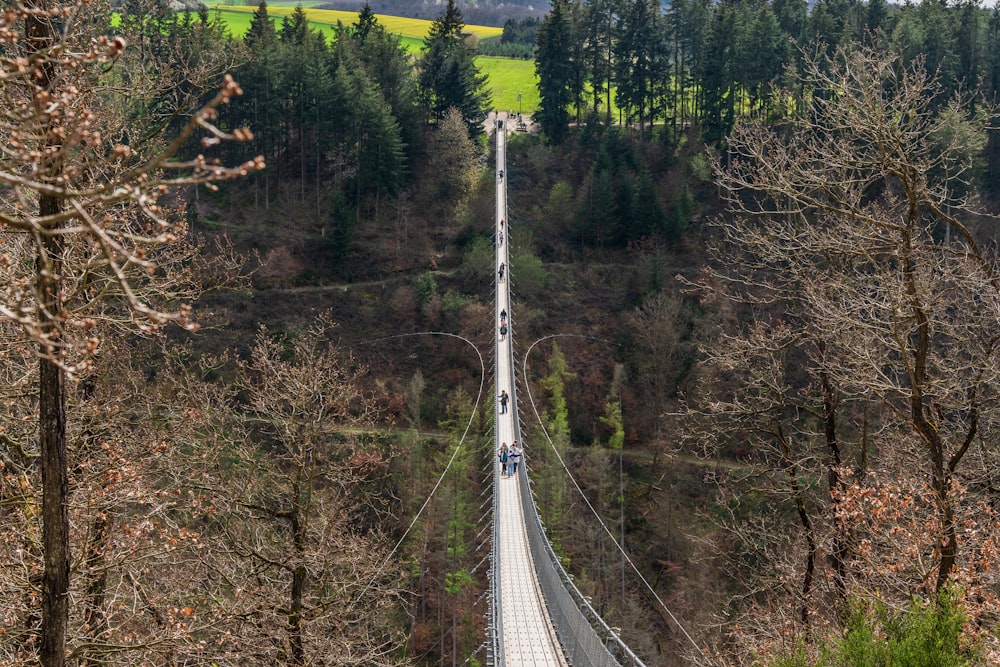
486;115;650;667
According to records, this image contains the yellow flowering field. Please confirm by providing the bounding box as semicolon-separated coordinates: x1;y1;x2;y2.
210;4;503;43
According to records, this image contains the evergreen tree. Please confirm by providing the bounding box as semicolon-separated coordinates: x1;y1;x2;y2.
279;4;309;45
774;0;807;41
276;22;332;202
866;0;889;43
353;1;379;44
349;7;422;169
890;4;927;64
667;0;711;128
614;0;669;140
700;2;739;144
565;0;591;122
585;0;618;122
327;190;356;270
916;0;958;102
665;185;692;243
632;171;666;239
233;1;281;207
419;0;491;137
576;167;618;249
535;0;575;144
807;0;851;56
352;65;406;214
743;6;787;116
986;9;1000;191
955;0;983;107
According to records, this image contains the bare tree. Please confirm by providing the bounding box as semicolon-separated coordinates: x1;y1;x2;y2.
165;318;410;666
0;335;254;667
0;2;259;665
685;44;1000;660
625;290;684;440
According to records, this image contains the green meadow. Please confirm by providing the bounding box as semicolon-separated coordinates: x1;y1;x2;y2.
478;57;538;115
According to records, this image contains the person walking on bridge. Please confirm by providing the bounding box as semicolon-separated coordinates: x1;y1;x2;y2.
499;390;509;414
498;262;505;282
508;441;522;476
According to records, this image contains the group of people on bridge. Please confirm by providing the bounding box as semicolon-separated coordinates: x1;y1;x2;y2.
498;441;522;477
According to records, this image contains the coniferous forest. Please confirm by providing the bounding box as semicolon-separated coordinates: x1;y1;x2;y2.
2;0;1000;666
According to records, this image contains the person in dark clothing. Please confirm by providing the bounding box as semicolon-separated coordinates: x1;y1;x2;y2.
499;390;509;414
498;263;505;282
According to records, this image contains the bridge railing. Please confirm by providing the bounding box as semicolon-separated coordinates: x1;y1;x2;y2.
510;341;647;667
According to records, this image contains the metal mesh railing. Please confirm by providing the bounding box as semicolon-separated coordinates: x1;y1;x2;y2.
512;438;647;667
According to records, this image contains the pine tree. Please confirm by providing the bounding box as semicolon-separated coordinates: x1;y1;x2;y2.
353;1;379;44
700;2;739;144
743;6;787;115
279;4;309;45
632;170;666;239
236;1;280;207
419;0;491;137
985;8;1000;191
615;0;668;140
585;0;617;122
773;0;807;41
351;15;422;169
535;0;575;143
666;0;711;128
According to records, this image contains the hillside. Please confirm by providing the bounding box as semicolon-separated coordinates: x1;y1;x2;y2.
6;1;1000;665
181;120;722;665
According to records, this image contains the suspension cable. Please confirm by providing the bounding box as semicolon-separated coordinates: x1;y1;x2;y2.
349;331;486;604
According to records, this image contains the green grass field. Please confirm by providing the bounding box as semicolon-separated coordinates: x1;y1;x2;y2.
478;57;538;114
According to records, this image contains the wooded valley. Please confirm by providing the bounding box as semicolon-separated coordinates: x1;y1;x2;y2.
2;0;1000;666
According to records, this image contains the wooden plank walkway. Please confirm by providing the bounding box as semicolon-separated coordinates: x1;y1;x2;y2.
494;119;569;667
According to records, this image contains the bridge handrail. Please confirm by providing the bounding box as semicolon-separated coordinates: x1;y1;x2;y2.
511;395;647;667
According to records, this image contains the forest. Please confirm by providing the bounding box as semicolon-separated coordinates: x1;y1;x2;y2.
1;0;1000;666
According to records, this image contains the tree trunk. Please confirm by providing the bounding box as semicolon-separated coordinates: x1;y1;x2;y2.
779;429;815;629
29;1;69;658
40;352;69;667
289;562;306;666
288;464;308;667
820;369;849;607
39;215;69;667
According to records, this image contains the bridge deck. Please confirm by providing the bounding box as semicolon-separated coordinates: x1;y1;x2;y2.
494;119;569;667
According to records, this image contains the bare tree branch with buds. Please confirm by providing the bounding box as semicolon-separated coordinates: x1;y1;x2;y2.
0;3;261;666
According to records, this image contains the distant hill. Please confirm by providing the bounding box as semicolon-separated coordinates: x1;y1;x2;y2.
315;0;549;27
